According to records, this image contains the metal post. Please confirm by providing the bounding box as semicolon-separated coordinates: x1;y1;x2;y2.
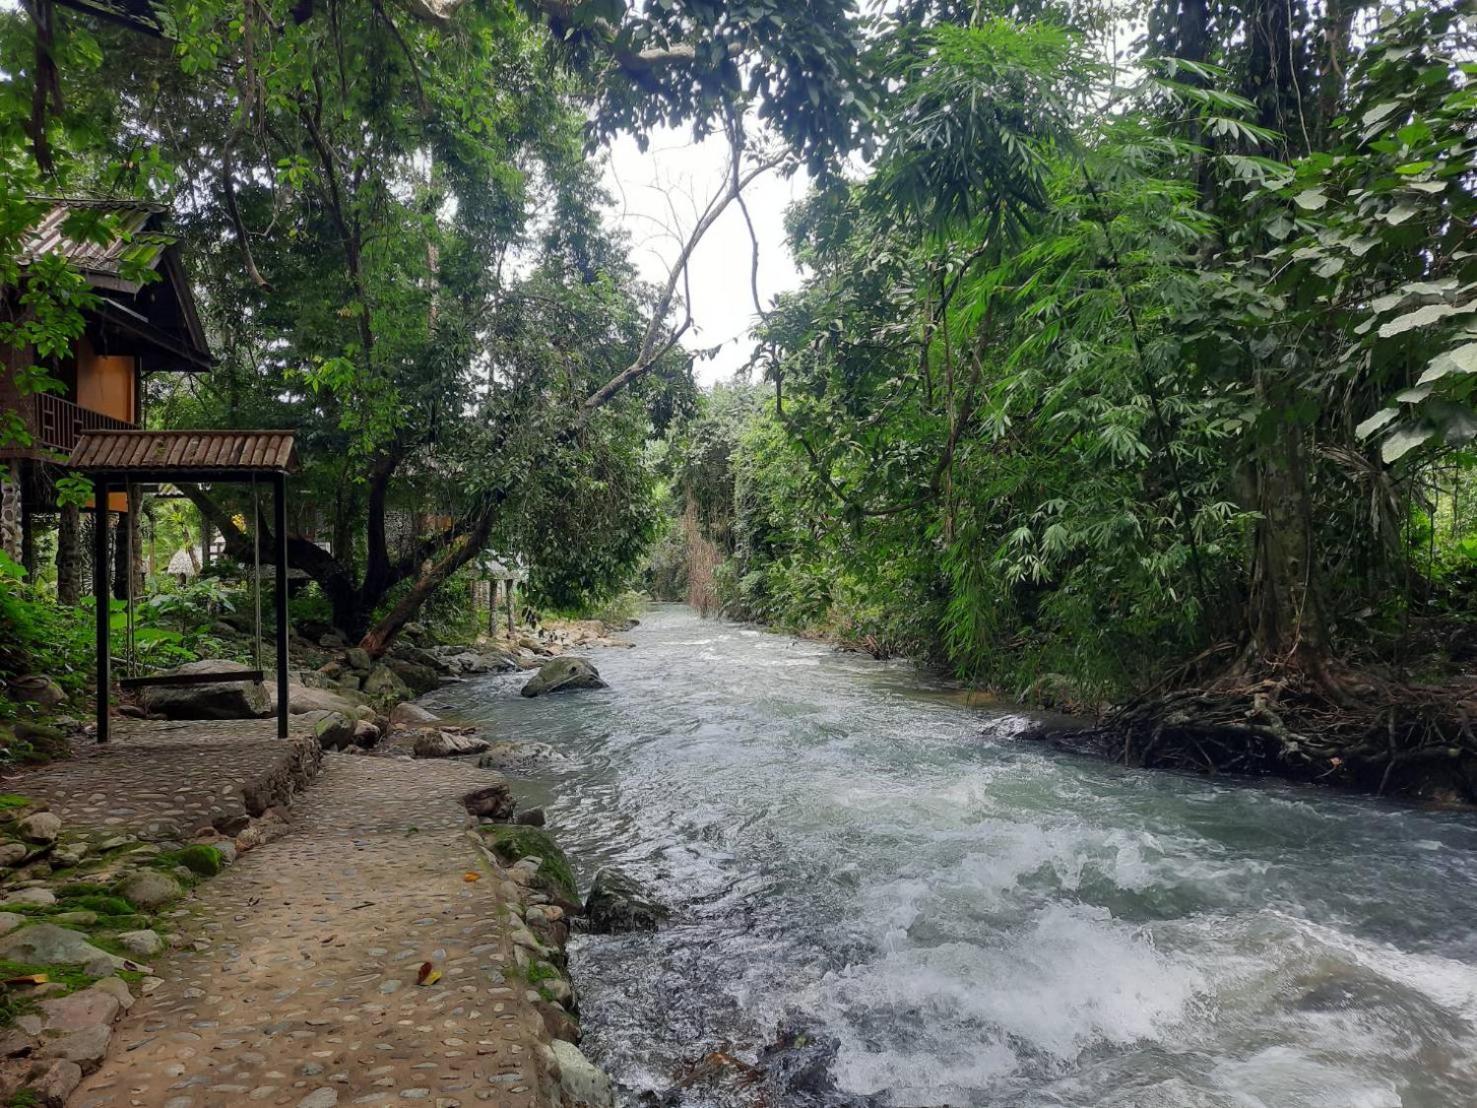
274;474;289;739
93;479;110;744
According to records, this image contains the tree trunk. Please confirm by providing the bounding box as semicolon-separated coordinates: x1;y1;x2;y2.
1247;422;1328;670
19;504;35;581
111;487;143;601
358;512;493;657
56;502;80;605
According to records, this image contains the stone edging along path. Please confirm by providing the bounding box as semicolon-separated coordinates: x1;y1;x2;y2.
0;721;324;1104
0;713;611;1107
70;754;603;1108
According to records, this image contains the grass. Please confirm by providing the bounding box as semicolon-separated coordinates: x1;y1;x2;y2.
0;796;31;812
57;894;135;917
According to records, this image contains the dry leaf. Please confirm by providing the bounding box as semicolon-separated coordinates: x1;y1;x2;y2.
463;872;480;883
4;974;47;986
417;961;442;987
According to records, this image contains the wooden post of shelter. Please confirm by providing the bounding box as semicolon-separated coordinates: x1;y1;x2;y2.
92;478;110;743
273;472;289;739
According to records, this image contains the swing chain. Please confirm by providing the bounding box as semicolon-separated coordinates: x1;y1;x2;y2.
251;475;264;678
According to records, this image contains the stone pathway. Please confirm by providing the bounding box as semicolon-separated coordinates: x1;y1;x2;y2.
13;720;321;838
72;755;555;1108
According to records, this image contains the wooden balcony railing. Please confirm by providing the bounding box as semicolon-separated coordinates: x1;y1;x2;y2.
35;393;135;455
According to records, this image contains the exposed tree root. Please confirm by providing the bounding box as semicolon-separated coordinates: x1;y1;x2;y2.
1033;659;1477;806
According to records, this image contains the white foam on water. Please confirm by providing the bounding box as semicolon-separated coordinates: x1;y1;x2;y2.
1275;911;1477;1022
1208;1046;1404;1108
819;904;1205;1100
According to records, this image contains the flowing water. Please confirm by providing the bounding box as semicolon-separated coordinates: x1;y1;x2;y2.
431;604;1477;1108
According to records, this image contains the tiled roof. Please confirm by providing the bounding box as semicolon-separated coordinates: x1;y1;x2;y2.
20;198;172;278
68;431;298;474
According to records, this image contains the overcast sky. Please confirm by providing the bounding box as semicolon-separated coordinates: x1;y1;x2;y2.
600;129;808;387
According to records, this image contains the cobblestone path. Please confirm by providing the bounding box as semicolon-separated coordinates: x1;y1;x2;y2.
17;720;321;838
74;755;554;1108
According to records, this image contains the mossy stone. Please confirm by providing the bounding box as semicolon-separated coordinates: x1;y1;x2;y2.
482;827;577;901
167;845;224;877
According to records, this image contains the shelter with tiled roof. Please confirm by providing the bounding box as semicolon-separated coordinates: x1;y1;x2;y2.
1;197;213;581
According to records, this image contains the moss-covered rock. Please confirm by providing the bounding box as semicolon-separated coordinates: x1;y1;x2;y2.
167;845;224;877
57;895;134;918
482;827;577;901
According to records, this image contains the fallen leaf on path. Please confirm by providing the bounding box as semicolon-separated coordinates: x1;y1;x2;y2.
417;961;442;987
463;872;480;883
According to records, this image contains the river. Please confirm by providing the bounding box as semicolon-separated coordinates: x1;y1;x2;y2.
430;603;1477;1108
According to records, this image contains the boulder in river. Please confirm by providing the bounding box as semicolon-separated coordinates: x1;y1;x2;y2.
139;661;271;720
412;730;490;758
390;701;440;728
520;657;607;698
583;867;669;933
550;1040;614;1108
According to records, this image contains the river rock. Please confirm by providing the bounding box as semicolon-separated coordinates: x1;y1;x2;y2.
116;870;183;909
9;675;65;708
17;811;62;844
0;842;29;867
390;701;440;728
412;731;490;758
550;1041;614;1108
344;647;372;672
115;929;163;958
514;807;546;827
0;925;126;971
2;887;56;908
583;868;669;933
139;660;271;720
37;987;121;1033
36;1023;112;1073
520;657;607;698
28;1057;83;1104
363;665;411;701
383;659;442;696
352;719;382;748
278;684;363;715
303;710;357;751
462;781;515;821
475;740;561;771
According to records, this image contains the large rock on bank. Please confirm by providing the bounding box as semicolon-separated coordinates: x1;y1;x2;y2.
412;731;490;758
139;660;271;720
584;868;669;933
520;657;607;698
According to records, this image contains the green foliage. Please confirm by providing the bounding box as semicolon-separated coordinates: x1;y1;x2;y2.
655;3;1477;705
0;552;89;694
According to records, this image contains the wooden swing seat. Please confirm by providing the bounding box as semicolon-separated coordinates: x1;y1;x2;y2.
117;669;265;690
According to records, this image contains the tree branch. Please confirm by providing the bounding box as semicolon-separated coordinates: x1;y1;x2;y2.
580;153;782;417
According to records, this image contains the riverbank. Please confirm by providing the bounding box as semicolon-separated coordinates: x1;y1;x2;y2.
0;614;632;1105
689;604;1477;809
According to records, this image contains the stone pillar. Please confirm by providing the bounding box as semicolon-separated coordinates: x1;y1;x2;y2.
0;466;21;565
57;503;81;605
